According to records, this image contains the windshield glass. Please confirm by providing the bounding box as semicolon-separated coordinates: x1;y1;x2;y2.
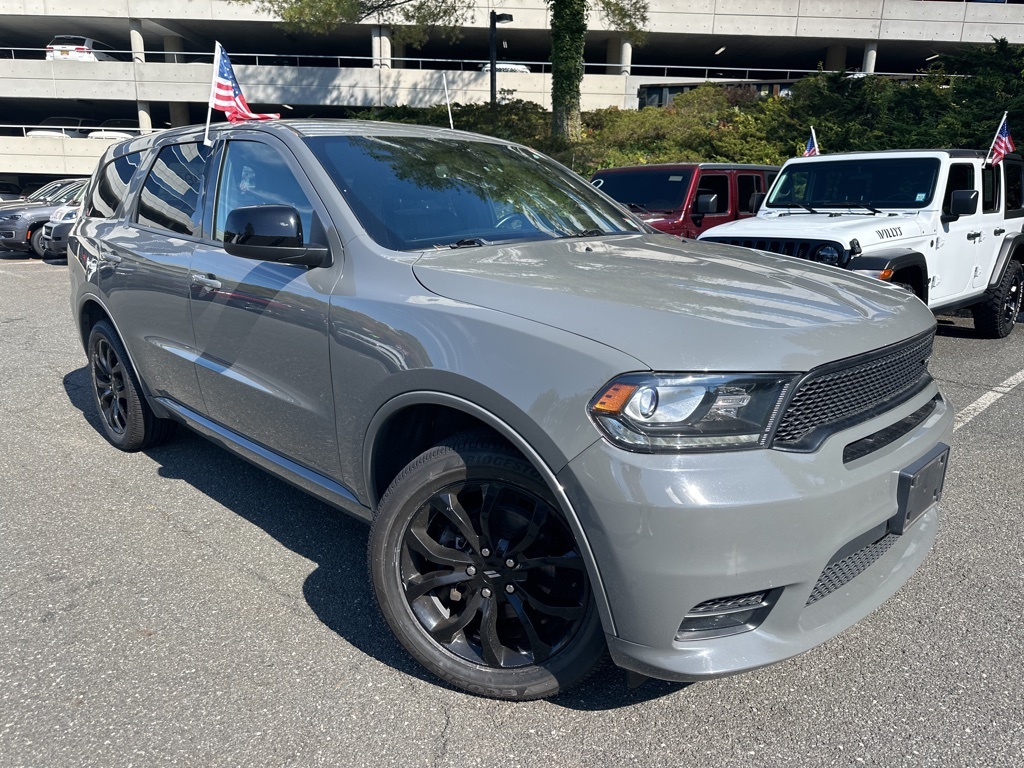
28;181;63;201
54;182;85;203
591;168;694;213
305;135;645;251
767;158;942;209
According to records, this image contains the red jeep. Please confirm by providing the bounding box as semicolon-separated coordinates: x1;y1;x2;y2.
591;163;779;238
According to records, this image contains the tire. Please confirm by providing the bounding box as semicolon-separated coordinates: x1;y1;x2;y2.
369;433;605;700
973;259;1023;339
87;320;176;451
29;228;46;259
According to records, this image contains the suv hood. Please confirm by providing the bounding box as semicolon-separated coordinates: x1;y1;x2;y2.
702;210;930;247
412;234;935;372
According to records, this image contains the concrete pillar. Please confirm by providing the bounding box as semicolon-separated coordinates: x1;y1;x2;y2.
372;26;392;69
825;44;847;71
137;100;152;132
605;37;632;75
862;42;878;74
163;34;183;64
392;40;405;69
129;19;146;63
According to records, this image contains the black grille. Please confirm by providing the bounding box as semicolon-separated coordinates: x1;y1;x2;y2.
843;396;939;463
806;533;899;606
703;236;846;265
770;332;934;451
687;591;769;615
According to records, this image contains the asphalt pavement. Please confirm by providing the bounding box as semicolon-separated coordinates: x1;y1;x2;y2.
1;254;1022;768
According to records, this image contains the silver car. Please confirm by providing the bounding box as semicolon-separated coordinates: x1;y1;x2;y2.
68;121;953;700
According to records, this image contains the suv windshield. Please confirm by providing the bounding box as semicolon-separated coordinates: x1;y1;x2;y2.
305;135;645;251
591;168;694;213
767;157;942;210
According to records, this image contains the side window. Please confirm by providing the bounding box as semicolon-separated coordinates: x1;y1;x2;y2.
85;151;144;218
695;174;730;214
1004;161;1024;217
135;142;211;236
942;163;975;216
213;141;314;243
982;165;1001;214
737;174;763;214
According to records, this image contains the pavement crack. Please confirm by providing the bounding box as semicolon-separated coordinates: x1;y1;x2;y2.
432;702;453;768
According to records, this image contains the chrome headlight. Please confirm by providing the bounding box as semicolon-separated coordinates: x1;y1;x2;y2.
0;213;22;222
61;209;79;222
812;244;842;266
589;373;796;453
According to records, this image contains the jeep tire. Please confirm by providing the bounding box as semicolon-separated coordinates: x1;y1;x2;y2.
973;259;1023;339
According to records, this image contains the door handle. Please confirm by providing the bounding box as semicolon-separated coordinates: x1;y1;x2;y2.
97;251;122;264
191;274;221;290
995;228;1005;235
967;231;982;241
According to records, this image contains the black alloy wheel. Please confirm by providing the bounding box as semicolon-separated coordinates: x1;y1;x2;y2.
369;434;605;700
974;259;1023;338
87;320;175;451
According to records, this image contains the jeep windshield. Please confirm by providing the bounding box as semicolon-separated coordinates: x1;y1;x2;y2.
305;135;646;251
767;157;941;210
590;168;694;214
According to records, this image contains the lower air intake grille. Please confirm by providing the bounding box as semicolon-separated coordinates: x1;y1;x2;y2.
806;533;899;606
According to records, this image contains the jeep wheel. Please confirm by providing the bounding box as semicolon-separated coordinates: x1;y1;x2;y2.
369;433;605;700
973;259;1023;339
88;320;176;451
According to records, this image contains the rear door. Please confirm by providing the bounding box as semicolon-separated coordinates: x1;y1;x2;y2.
189;136;343;477
92;141;210;410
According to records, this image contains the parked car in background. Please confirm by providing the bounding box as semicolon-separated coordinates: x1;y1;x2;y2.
0;178;85;256
480;62;531;73
27;117;90;138
0;178;78;210
592;163;779;239
88;119;140;140
46;36;125;62
0;181;21;201
69;120;951;700
42;198;84;258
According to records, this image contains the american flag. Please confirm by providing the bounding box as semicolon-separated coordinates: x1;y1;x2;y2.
989;114;1016;166
208;42;279;123
802;129;819;157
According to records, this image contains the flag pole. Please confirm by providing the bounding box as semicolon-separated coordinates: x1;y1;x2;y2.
811;126;819;155
203;42;221;146
442;72;454;129
984;111;1007;167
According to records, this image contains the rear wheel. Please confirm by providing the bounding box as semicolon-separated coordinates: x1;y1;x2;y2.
88;320;176;451
369;433;605;700
973;259;1023;339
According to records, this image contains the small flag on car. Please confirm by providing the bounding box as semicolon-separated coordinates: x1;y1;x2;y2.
987;112;1016;166
803;127;820;157
204;42;279;144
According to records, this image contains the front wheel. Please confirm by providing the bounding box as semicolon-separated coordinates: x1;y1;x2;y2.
29;228;46;258
973;259;1023;339
369;433;605;700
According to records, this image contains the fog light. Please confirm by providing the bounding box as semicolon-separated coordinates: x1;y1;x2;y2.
675;589;781;641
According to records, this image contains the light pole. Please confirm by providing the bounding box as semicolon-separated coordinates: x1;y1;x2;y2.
489;11;514;106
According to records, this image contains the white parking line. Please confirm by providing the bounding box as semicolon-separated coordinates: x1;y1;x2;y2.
953;367;1024;432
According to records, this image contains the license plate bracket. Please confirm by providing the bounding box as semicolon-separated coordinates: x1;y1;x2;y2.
889;443;949;534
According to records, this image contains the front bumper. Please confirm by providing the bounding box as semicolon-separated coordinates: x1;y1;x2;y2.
557;383;952;681
43;221;73;257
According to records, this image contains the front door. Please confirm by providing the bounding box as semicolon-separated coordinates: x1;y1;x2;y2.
189;137;343;478
932;162;981;304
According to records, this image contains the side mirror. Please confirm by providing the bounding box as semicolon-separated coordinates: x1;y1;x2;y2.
695;193;719;215
223;205;329;267
941;189;978;224
749;192;766;212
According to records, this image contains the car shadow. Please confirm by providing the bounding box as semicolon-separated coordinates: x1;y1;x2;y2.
934;311;1023;339
62;365;688;708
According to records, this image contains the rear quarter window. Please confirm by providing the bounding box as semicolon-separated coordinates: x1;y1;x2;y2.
85;151;145;219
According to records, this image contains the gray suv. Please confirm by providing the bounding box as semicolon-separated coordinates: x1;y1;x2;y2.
68;120;953;700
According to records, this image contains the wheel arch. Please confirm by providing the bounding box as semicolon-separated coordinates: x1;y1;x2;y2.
364;391;617;636
989;233;1024;289
848;249;929;301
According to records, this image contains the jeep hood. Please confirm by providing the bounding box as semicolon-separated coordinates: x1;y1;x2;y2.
701;210;929;250
411;234;935;372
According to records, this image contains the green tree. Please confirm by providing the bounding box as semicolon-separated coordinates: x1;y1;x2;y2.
246;0;647;142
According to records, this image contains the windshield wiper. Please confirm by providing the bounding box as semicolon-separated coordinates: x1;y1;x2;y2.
794;202;819;214
626;202;653;215
446;238;489;248
843;202;883;214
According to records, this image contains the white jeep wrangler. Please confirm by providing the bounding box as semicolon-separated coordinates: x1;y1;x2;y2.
699;149;1024;338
